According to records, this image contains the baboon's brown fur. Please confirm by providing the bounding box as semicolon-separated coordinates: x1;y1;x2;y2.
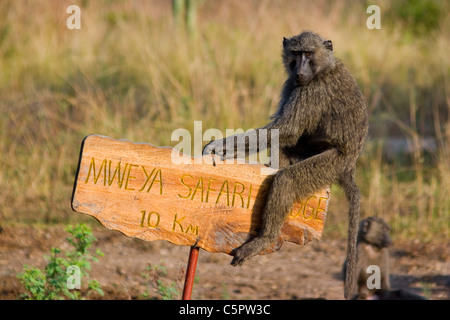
203;31;368;299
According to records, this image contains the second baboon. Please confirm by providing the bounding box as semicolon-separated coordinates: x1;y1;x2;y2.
343;217;392;300
344;217;427;300
203;31;369;298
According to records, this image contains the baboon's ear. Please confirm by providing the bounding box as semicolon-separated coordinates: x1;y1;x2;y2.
323;40;333;51
283;37;290;47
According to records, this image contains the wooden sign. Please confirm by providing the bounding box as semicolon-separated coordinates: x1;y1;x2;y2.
71;135;330;255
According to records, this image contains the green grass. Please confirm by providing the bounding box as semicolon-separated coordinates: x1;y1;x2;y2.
0;0;448;241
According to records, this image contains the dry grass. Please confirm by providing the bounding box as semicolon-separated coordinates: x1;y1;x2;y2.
0;0;448;240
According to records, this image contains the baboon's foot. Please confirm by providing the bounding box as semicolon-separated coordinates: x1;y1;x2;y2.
230;238;269;266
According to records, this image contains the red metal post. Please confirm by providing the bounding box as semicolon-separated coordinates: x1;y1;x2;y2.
182;246;199;300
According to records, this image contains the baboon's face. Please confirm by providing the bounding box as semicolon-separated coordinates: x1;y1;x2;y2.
359;217;392;249
282;32;334;85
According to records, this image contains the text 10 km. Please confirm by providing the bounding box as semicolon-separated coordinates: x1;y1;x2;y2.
140;210;200;236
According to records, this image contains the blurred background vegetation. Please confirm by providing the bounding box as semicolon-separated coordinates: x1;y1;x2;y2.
0;0;448;241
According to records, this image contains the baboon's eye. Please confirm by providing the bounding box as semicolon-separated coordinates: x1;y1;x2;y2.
304;51;313;57
291;50;300;56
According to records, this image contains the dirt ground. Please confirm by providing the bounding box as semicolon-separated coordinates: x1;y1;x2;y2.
0;225;448;300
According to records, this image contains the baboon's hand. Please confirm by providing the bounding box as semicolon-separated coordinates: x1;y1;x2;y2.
202;139;227;160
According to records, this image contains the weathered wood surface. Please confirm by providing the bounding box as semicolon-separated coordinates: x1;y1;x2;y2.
72;135;330;255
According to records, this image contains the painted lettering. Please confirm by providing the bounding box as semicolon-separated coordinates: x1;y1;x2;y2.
205;178;217;203
178;174;193;199
172;213;186;232
124;164;138;191
140;210;161;228
289;200;306;218
108;160;128;188
184;224;199;236
302;196;317;220
288;194;327;224
85;157;106;185
138;167;156;192
172;214;199;236
190;177;204;201
314;196;327;223
177;174;253;209
86;157;142;190
246;184;253;209
145;168;163;194
232;182;245;208
215;180;230;206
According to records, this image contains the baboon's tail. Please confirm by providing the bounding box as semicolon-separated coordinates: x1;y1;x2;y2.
340;173;360;299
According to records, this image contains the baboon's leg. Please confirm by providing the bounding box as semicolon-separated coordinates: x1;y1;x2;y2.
339;170;360;299
231;149;341;266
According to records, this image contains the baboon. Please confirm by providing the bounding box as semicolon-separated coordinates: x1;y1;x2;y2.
203;31;369;299
344;217;427;300
343;217;392;300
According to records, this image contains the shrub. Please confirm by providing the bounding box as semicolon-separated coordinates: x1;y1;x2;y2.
17;224;103;300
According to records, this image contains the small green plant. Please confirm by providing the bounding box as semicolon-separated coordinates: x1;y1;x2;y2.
420;282;433;300
221;283;231;300
140;262;181;300
17;224;104;300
